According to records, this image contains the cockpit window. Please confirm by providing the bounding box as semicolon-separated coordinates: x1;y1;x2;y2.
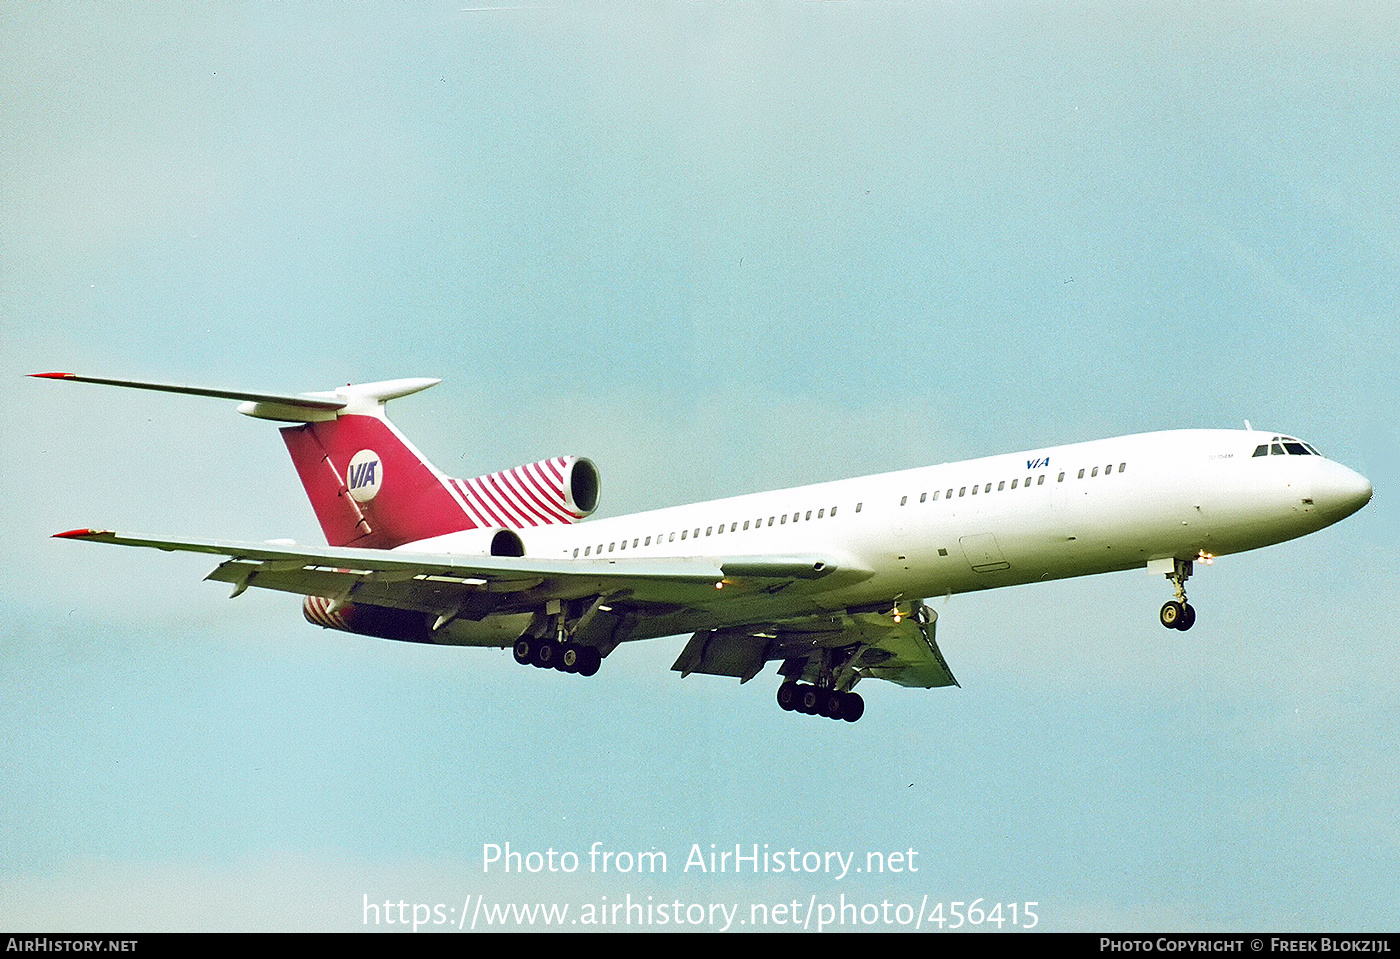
1256;436;1319;457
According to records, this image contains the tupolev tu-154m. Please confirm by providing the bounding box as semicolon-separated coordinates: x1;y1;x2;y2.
34;372;1373;722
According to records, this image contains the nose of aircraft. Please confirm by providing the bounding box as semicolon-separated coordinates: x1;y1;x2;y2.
1313;459;1373;522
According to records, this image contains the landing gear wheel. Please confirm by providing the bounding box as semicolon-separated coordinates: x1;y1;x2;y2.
1160;601;1184;629
532;639;560;668
559;644;579;673
575;646;601;677
1176;602;1196;631
840;692;865;723
821;692;846;719
799;686;822;715
513;638;533;665
777;682;800;711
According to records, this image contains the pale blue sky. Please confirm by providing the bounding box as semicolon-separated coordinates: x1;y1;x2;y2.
2;1;1397;931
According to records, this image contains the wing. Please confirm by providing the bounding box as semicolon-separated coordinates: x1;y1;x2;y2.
52;529;943;691
50;527;867;637
671;600;958;691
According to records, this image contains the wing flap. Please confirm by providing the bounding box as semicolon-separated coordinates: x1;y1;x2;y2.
672;601;958;690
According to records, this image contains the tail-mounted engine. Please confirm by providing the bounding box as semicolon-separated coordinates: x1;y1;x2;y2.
452;455;600;528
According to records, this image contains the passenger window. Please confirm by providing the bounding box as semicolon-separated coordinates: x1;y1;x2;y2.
573;548;579;558
743;521;750;530
645;536;651;546
1119;462;1126;472
1057;472;1065;482
668;532;675;542
805;511;812;520
831;506;838;517
608;543;614;552
1105;464;1113;475
705;527;712;536
585;546;591;556
900;495;908;506
1091;467;1099;477
817;509;825;518
984;483;992;493
946;489;954;499
1078;469;1085;479
1011;479;1018;489
959;487;966;497
1037;475;1045;485
971;485;978;495
997;481;1005;491
855;502;863;512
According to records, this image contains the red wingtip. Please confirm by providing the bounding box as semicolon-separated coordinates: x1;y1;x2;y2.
53;528;108;539
29;372;75;379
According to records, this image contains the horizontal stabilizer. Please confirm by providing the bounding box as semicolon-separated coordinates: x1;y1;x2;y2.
29;372;347;412
29;372;441;422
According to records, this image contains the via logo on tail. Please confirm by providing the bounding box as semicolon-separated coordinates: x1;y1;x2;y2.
347;449;382;503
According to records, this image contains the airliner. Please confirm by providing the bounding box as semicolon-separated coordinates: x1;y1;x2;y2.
34;372;1373;722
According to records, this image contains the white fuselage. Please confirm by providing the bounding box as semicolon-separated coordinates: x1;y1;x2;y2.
403;429;1372;646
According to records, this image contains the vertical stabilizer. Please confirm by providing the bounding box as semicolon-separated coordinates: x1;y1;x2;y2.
268;380;475;548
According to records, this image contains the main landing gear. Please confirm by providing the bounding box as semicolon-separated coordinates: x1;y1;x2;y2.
510;601;606;676
512;635;602;676
777;682;865;722
1159;558;1196;631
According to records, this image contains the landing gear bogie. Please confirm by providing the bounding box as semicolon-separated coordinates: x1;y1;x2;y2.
512;637;601;677
777;682;864;722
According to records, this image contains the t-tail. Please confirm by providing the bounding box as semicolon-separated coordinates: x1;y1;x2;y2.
28;372;600;549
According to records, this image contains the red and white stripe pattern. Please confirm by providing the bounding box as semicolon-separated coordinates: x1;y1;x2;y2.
303;594;351;631
447;456;587;529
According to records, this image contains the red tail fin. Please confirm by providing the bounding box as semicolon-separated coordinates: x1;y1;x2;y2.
281;413;474;548
266;381;599;549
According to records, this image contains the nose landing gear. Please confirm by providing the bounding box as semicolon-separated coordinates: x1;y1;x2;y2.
1159;558;1196;631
